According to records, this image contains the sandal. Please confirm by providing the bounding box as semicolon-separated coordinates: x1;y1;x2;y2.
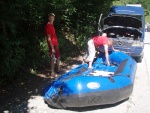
56;70;64;74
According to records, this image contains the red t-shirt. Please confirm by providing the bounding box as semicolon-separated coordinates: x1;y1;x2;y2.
92;36;108;47
45;22;58;46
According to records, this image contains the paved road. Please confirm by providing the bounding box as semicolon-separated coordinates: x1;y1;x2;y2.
144;32;150;83
10;32;150;113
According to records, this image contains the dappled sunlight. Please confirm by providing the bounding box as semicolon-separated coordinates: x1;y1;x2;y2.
0;73;52;112
0;55;83;112
27;96;50;112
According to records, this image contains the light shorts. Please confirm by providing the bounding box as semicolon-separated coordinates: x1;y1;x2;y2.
83;39;96;62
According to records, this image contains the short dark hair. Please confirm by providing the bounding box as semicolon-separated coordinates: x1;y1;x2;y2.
48;13;55;17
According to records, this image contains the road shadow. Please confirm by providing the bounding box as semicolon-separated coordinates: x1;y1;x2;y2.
0;56;83;113
0;73;50;112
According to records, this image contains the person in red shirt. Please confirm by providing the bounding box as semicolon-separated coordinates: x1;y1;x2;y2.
82;33;117;69
45;13;60;78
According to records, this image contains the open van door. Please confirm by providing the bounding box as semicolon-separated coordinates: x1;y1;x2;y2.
98;14;103;32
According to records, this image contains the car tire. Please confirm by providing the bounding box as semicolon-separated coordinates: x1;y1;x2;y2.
137;56;142;63
135;53;144;63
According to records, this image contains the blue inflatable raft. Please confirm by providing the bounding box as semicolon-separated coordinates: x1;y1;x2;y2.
43;51;137;108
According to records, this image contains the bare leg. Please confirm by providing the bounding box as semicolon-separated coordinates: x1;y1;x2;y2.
56;58;60;72
51;58;56;76
88;61;93;69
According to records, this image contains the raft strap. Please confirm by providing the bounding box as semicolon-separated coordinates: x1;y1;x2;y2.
62;66;88;82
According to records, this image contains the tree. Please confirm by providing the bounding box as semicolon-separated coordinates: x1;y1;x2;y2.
1;0;150;86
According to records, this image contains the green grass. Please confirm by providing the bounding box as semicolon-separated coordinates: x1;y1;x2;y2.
145;16;150;23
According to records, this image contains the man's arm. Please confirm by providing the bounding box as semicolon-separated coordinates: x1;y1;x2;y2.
110;44;118;52
47;34;55;53
104;44;110;65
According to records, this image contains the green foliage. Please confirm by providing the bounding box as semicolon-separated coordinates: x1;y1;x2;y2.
145;16;150;23
0;35;24;84
0;0;150;86
57;34;80;61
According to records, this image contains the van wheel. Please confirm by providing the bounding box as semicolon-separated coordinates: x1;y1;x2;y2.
136;54;144;63
137;56;142;63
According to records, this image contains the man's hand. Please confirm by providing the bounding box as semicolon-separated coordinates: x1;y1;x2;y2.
107;60;110;66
